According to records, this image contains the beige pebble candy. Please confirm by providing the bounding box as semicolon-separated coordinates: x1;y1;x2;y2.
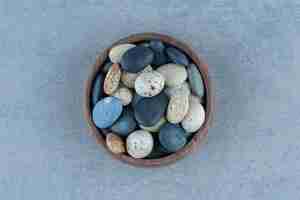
109;43;136;63
167;93;189;124
106;133;125;154
157;63;187;87
121;65;153;88
181;96;205;133
139;117;166;132
112;87;133;106
104;63;121;95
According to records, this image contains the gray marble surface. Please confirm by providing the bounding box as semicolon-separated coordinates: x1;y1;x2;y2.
1;1;300;199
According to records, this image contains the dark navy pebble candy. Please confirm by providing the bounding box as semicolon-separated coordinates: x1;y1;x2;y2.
131;93;144;107
111;107;137;137
166;47;189;66
152;51;167;67
140;42;150;47
120;46;154;73
159;123;187;153
147;136;170;159
149;40;167;67
149;40;165;52
134;92;168;127
92;97;123;129
91;73;104;106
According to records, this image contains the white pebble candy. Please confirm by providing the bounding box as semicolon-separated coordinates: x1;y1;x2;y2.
135;71;165;97
157;63;187;87
121;65;153;88
112;87;133;106
109;43;136;63
165;81;191;97
181;95;205;133
126;130;154;158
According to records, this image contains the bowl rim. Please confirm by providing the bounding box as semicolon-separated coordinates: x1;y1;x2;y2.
83;32;213;167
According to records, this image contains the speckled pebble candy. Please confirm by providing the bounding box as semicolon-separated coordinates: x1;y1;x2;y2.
92;97;123;129
166;47;189;66
106;133;125;154
104;63;121;95
157;63;187;87
109;43;136;63
135;71;165;97
112;87;132;106
159;123;187;153
181;95;205;133
126;130;154;158
121;65;152;88
167;93;189;124
120;46;154;73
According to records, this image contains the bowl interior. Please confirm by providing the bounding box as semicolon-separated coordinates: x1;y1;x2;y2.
83;32;212;167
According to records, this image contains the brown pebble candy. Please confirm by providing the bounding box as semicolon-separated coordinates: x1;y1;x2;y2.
106;133;125;154
104;63;121;95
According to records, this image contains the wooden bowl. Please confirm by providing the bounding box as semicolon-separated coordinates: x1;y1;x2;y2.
83;32;213;167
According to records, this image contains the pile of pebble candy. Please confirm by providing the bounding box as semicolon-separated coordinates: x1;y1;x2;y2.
91;39;205;159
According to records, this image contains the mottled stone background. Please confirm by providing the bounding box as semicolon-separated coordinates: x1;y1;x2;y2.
1;0;300;199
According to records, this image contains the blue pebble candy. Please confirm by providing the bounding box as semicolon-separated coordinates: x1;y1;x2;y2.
91;73;104;106
92;97;123;129
166;47;189;66
111;107;137;136
159;123;187;153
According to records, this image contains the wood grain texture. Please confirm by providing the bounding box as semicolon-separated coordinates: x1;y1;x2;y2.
83;32;213;167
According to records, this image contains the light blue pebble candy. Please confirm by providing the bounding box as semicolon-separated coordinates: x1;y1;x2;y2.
92;97;123;128
187;64;205;97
